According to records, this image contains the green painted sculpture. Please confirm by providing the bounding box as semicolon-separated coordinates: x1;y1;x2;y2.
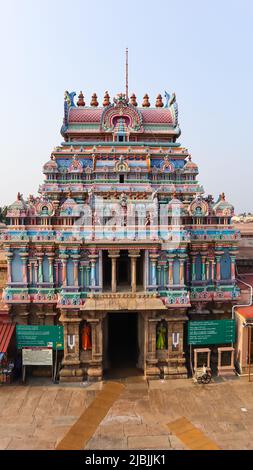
156;324;167;350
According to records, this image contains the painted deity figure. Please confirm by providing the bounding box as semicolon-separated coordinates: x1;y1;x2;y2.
81;323;92;351
156;322;167;350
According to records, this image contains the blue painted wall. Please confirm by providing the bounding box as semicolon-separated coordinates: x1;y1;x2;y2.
220;249;231;280
11;249;23;282
195;254;202;281
42;256;49;282
173;258;180;285
67;258;74;286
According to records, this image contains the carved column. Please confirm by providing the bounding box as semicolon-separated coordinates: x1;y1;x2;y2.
215;254;221;281
34;261;38;284
201;254;206;281
129;250;140;293
211;258;215;283
88;249;98;290
149;250;159;288
108;250;120;293
231;255;236;281
72;255;80;288
191;254;196;282
179;257;185;286
20;253;28;285
37;254;43;284
87;315;103;381
60;256;68;288
205;259;209;282
168;257;174;286
48;256;54;284
54;260;59;286
186;259;190;284
146;315;160;379
6;252;13;284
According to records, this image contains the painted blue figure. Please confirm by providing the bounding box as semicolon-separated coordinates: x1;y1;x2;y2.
164;91;170;108
64;91;76;107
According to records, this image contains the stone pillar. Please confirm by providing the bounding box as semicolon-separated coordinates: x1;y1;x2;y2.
61;257;67;288
201;255;206;281
211;259;215;282
146;316;160;379
86;266;91;287
72;256;80;287
179;258;185;286
191;254;196;281
186;259;190;284
216;255;221;281
80;263;84;289
34;261;38;284
168;258;174;286
59;310;83;382
157;265;161;287
129;250;140;293
231;255;236;281
48;256;54;284
108;250;120;293
54;260;59;286
149;250;159;288
88;249;98;290
6;252;13;284
87;316;103;381
20;253;28;285
205;259;209;281
37;255;43;284
164;264;168;287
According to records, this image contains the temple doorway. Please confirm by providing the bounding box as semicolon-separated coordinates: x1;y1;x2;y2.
106;312;141;377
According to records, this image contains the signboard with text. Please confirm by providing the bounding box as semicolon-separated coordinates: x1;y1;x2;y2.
22;347;53;366
188;320;235;345
16;325;64;350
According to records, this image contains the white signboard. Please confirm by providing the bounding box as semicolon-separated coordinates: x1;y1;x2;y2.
22;347;53;366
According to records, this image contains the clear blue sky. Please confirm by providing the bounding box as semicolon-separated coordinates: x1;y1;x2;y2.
0;0;252;213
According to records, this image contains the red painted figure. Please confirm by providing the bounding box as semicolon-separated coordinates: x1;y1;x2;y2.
81;324;92;351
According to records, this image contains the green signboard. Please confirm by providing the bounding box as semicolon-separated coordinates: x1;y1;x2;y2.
16;325;64;350
188;320;235;345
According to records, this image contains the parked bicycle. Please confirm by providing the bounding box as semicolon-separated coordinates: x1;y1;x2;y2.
193;364;212;384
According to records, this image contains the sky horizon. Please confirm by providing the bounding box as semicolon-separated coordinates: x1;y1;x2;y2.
0;0;252;213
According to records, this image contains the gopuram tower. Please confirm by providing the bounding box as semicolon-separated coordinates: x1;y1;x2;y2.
2;89;240;381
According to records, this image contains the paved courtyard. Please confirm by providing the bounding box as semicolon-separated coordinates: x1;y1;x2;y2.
1;375;253;450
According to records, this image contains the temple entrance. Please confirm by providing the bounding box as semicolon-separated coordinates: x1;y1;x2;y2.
106;312;140;377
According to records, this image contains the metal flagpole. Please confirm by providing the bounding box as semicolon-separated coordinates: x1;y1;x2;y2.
126;47;128;100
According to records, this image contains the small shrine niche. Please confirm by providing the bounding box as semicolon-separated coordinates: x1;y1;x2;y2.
156;320;168;350
80;320;92;352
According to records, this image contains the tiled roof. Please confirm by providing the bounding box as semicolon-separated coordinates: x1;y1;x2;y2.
68;107;173;125
141;108;173;124
69;108;103;123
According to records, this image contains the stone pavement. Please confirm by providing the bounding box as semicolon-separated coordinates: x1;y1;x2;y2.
1;375;253;450
0;378;99;450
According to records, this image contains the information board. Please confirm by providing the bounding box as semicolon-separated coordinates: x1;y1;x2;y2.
16;325;64;350
188;320;235;345
22;347;53;366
